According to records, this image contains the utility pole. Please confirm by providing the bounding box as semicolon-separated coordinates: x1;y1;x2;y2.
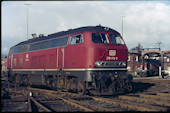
121;16;125;37
24;3;31;40
156;41;162;51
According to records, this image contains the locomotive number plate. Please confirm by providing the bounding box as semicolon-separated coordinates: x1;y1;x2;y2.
106;56;118;60
109;50;116;56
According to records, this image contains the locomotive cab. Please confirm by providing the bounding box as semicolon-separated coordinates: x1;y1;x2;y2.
81;31;132;94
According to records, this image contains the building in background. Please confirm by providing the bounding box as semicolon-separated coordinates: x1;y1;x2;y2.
127;45;170;77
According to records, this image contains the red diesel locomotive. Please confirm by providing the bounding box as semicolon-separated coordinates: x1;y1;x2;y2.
4;25;132;95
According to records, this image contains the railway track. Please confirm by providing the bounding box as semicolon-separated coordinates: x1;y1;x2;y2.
1;78;170;112
27;87;116;112
27;87;170;111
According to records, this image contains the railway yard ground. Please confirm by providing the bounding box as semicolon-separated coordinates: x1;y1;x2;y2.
1;75;170;112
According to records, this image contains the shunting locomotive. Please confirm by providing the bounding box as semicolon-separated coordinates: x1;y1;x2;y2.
3;25;132;95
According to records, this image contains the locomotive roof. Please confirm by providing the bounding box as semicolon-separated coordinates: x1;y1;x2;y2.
15;25;120;46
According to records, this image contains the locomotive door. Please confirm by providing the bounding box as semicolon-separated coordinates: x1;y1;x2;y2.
58;47;65;70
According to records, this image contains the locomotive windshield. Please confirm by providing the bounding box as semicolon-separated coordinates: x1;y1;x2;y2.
92;33;125;44
109;34;125;44
92;33;109;44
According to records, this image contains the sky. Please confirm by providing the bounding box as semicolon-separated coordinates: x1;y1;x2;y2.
2;1;170;55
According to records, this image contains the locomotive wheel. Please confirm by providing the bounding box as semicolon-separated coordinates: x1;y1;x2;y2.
22;75;30;86
46;76;61;90
94;75;102;95
95;80;102;95
108;81;116;95
15;75;21;86
51;80;57;89
67;77;77;92
47;79;52;88
50;76;58;89
124;81;132;92
77;80;85;95
65;78;69;91
114;78;124;91
56;76;63;89
46;76;56;89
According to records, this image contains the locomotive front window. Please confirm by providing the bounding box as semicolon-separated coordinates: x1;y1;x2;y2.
109;34;125;44
92;33;109;44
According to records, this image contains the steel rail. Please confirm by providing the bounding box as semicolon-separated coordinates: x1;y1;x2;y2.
48;93;93;112
27;87;114;111
48;93;114;112
30;97;51;112
27;87;93;111
48;88;169;111
27;87;61;94
140;94;170;101
28;96;32;112
156;92;170;97
118;95;170;107
92;97;168;111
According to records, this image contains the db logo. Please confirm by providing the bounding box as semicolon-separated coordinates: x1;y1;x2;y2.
109;50;116;56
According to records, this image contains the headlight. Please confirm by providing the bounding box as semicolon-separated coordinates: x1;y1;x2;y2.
122;62;126;66
118;62;126;67
95;61;105;67
120;62;126;66
95;61;126;67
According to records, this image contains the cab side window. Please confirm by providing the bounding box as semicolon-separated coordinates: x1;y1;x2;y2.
70;34;84;45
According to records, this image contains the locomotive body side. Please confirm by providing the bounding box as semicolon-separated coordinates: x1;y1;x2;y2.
8;36;69;69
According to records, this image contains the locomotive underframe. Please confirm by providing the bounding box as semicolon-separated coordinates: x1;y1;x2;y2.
8;68;132;95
